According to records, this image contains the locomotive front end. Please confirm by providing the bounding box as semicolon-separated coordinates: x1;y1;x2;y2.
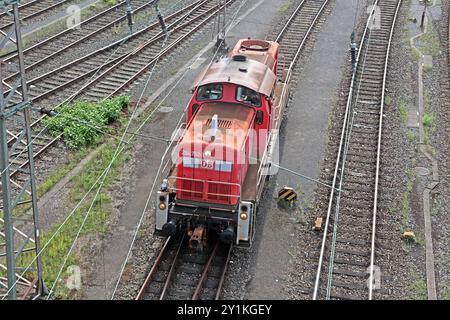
155;103;256;246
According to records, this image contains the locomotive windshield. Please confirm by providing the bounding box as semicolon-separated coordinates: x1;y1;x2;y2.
196;84;223;101
236;86;261;107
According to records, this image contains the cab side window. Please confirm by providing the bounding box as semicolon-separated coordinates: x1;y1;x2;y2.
196;84;223;101
236;86;261;107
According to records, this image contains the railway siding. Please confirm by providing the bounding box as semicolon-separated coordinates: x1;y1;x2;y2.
312;0;402;300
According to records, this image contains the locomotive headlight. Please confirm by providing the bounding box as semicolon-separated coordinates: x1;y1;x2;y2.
204;150;212;158
159;202;166;210
240;204;248;220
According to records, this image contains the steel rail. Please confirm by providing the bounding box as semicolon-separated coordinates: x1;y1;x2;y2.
4;0;206;144
312;0;380;300
274;0;307;43
135;236;172;300
368;0;402;300
312;0;402;300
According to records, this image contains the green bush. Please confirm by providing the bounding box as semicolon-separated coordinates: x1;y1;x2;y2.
102;0;118;6
44;96;130;149
422;113;434;127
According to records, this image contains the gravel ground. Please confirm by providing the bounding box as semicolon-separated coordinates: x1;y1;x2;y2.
425;0;450;300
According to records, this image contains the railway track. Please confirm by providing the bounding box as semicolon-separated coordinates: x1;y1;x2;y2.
273;0;329;83
3;0;235;188
0;0;73;32
1;0;156;77
312;0;402;300
136;235;232;300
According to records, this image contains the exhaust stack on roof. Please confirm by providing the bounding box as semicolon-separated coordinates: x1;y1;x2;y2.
210;114;218;142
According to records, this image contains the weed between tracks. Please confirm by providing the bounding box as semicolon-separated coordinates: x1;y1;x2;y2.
409;269;428;300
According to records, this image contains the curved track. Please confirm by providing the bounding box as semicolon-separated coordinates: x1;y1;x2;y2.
274;0;329;83
136;235;232;300
312;0;402;300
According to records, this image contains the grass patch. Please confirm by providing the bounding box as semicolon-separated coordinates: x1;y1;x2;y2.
398;99;408;124
422;113;434;127
385;95;392;106
409;270;428;300
43;96;129;149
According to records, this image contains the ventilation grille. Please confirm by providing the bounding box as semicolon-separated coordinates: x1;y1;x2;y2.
206;118;232;129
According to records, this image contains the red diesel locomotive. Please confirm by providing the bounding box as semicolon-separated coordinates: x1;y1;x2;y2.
155;39;289;247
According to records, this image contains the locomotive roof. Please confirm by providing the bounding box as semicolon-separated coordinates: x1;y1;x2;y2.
193;56;277;97
180;102;256;153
